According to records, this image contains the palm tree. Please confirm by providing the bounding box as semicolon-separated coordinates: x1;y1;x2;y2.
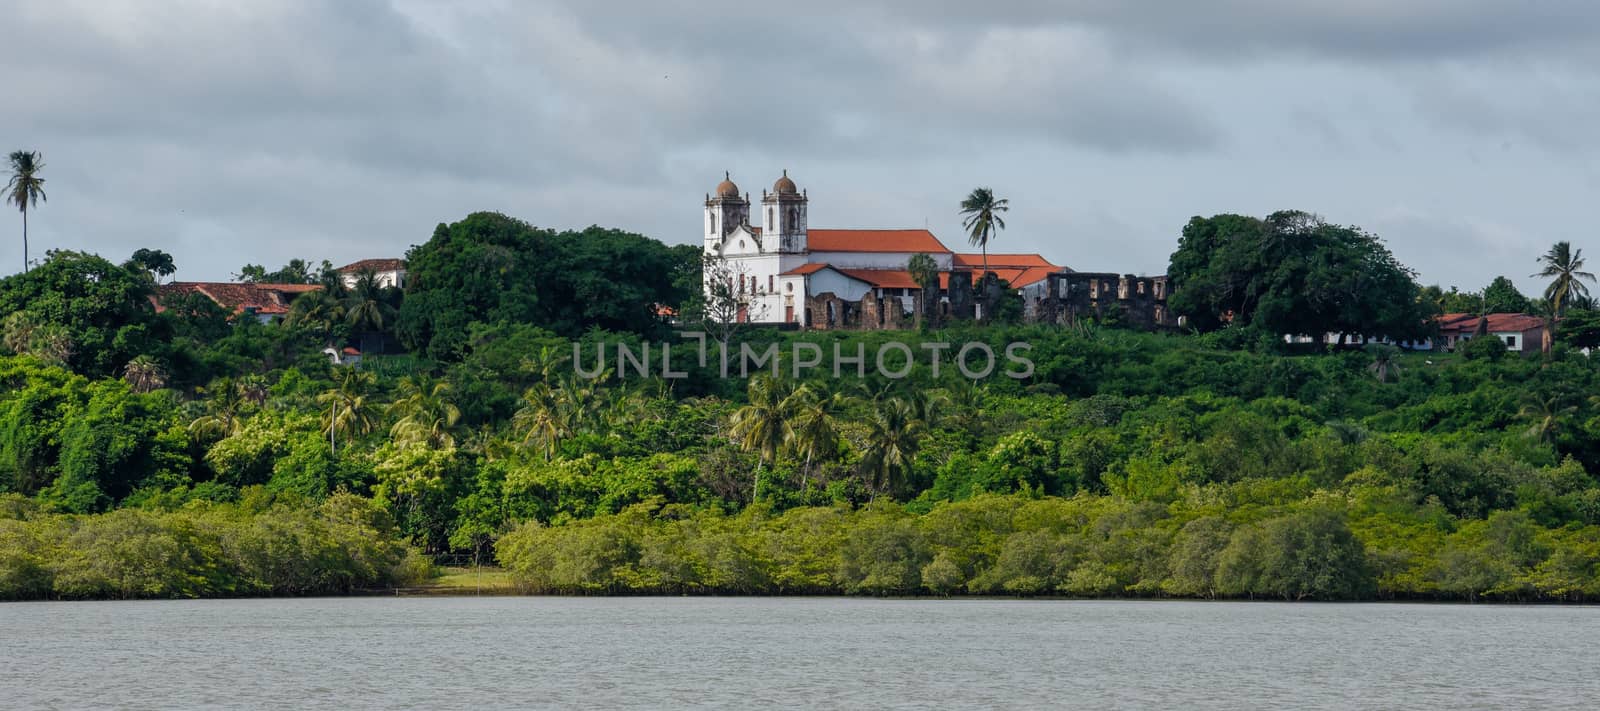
1534;242;1595;317
344;270;395;336
860;397;925;498
727;376;793;503
783;384;846;492
388;375;461;448
319;369;379;453
188;377;248;440
122;355;168;394
289;288;348;344
521;344;568;383
959;187;1009;280
1519;393;1577;444
1365;343;1402;383
5;151;46;273
513;382;569;460
907;252;940;329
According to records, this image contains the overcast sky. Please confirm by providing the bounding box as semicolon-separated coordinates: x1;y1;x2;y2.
4;1;1598;295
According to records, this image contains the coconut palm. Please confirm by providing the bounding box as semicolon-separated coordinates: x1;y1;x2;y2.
1365;343;1402;383
188;377;249;440
388;375;461;448
782;384;846;492
344;270;395;335
122;355;168;394
727;376;794;503
1533;242;1596;319
1519;393;1577;444
5;151;46;273
319;369;379;453
513;382;569;460
860;397;926;498
959;187;1008;279
286;290;347;343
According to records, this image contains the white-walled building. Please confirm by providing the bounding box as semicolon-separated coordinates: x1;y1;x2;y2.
336;258;407;290
703;171;1060;327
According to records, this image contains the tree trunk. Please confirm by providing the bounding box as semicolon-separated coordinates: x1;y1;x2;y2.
752;461;764;504
21;208;28;273
802;451;812;495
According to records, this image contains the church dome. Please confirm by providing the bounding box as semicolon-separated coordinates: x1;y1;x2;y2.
773;169;798;195
715;172;740;199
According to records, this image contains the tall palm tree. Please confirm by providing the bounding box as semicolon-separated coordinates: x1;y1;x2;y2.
1534;242;1596;319
5;151;46;273
959;187;1008;279
513;382;569;460
727;376;793;503
319;369;379;453
860;397;925;498
122;355;168;394
782;384;845;492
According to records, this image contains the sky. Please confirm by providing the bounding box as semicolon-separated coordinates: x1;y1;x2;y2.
3;0;1598;295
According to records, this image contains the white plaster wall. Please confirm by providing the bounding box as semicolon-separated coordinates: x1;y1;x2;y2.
340;270;405;289
807;269;872;302
807;251;953;270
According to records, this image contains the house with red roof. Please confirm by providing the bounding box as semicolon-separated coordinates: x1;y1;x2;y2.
335;258;406;290
155;282;323;324
703;171;1070;327
1436;313;1547;353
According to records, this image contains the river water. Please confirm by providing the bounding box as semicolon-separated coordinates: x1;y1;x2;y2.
0;597;1593;709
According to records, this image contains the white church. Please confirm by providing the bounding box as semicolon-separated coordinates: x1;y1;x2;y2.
702;171;1063;327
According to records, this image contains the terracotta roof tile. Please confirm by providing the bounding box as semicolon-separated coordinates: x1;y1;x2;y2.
953;253;1059;269
335;258;405;273
781;263;832;276
159;282;322;316
808;229;952;254
835;268;922;289
1437;312;1546;334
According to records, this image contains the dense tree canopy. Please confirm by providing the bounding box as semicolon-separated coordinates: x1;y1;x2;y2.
396;212;693;359
5;210;1600;602
1168;211;1430;341
0;250;165;377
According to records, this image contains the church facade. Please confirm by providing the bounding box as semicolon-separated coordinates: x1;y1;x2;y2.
703;171;1065;328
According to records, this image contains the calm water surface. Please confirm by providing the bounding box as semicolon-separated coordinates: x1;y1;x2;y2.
0;597;1594;709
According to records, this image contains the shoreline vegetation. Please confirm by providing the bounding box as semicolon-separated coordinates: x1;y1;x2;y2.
5;212;1600;603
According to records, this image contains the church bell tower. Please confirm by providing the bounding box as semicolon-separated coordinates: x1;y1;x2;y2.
761;169;807;254
705;172;749;253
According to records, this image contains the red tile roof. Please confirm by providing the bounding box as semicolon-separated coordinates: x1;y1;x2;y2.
836;269;922;289
808;229;952;254
335;258;405;273
781;263;832;276
1437;313;1546;334
953;253;1059;269
158;282;322;316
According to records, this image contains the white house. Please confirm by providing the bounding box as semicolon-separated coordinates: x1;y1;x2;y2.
336;258;407;289
703;171;1060;326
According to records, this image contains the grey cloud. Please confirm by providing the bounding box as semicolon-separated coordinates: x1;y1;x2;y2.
0;0;1594;289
